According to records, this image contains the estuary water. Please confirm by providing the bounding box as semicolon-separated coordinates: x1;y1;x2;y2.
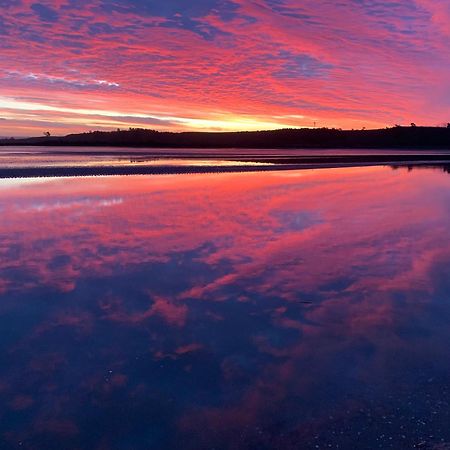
1;165;450;449
1;145;450;167
1;145;450;178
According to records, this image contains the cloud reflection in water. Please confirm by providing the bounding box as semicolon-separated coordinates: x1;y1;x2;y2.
1;167;450;448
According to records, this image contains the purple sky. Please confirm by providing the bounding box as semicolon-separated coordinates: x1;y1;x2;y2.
0;0;449;136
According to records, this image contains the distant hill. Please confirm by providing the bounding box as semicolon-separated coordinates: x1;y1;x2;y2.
1;126;449;149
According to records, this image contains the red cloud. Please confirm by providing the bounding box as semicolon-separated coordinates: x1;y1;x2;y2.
0;0;448;136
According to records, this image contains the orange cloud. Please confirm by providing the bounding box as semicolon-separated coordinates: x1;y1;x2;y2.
0;0;448;136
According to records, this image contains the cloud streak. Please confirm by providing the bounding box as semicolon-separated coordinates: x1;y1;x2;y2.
0;0;448;136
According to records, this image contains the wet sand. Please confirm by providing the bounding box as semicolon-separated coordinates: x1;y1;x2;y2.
1;153;450;178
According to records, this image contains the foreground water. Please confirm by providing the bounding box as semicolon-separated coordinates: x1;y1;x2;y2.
1;166;450;449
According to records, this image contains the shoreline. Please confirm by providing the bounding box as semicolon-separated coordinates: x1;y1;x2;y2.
1;158;450;179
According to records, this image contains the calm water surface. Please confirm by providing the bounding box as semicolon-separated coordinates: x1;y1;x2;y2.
1;146;450;169
1;166;450;449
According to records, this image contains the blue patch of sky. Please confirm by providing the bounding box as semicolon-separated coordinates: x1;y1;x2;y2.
0;0;22;7
274;51;333;80
265;0;313;20
30;3;59;22
0;16;7;35
92;0;239;39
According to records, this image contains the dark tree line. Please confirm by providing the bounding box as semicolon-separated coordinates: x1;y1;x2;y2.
1;126;449;149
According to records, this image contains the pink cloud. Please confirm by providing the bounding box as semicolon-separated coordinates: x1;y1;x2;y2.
0;0;448;136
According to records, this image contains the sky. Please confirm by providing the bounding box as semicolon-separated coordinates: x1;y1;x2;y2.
0;0;449;137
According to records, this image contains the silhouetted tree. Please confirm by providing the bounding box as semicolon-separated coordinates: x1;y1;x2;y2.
1;126;448;149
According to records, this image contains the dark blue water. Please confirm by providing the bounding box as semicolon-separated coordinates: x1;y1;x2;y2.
1;166;450;449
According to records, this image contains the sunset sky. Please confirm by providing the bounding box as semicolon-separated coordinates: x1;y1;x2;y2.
0;0;449;137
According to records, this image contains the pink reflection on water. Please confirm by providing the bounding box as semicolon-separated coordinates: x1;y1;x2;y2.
1;167;450;305
1;166;450;447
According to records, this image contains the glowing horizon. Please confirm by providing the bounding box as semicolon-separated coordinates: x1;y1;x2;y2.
0;0;449;137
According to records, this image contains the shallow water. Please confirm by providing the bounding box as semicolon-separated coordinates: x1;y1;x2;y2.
2;145;450;180
1;166;450;449
1;145;450;169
